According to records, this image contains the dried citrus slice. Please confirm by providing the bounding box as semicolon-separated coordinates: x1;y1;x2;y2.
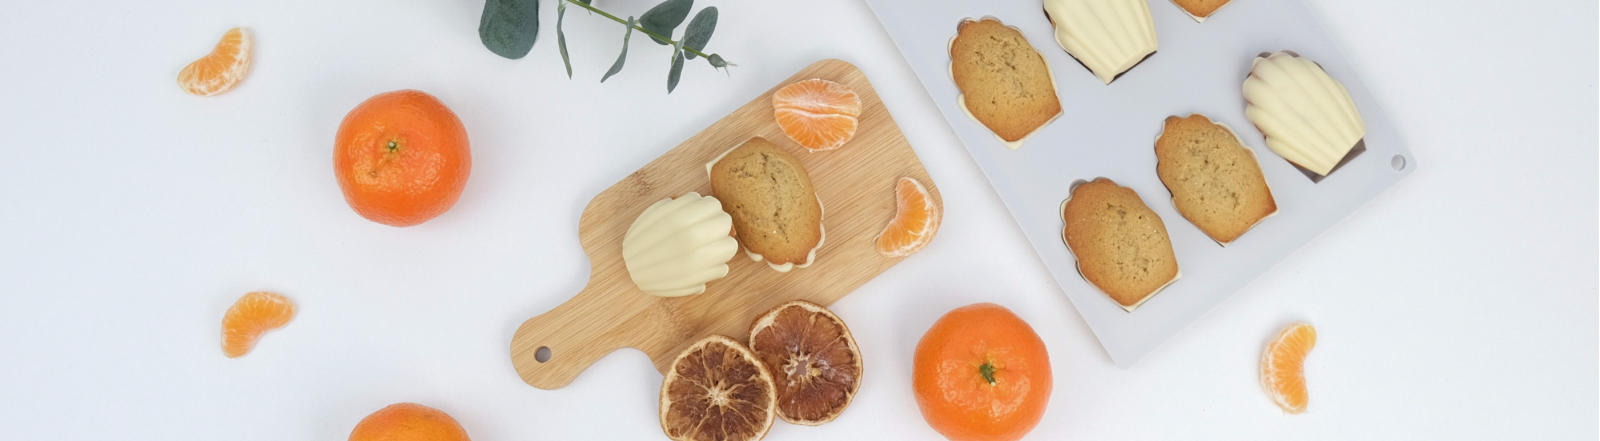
747;300;863;425
875;177;941;257
772;79;861;151
178;27;252;96
221;291;295;358
660;335;777;441
1261;322;1316;414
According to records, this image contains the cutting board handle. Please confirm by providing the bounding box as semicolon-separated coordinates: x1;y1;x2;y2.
508;280;659;390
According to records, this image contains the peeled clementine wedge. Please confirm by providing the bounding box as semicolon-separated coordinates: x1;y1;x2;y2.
876;177;940;257
1261;322;1316;414
178;28;252;96
773;79;861;151
221;291;295;358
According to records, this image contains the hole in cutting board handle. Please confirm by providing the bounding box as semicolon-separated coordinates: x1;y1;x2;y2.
1391;154;1406;170
535;346;551;363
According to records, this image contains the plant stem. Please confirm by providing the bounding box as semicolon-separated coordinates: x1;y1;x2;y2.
564;0;720;61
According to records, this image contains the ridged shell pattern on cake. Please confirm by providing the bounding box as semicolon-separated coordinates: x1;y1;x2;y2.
622;192;740;297
1044;0;1159;84
1243;52;1366;176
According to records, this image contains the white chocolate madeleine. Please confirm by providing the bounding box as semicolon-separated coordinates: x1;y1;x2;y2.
1243;52;1366;176
1043;0;1159;84
622;192;740;297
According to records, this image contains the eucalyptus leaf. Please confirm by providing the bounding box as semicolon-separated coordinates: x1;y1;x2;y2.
706;53;728;69
479;0;539;59
667;46;686;93
602;16;636;83
557;0;571;77
639;0;692;45
681;7;716;60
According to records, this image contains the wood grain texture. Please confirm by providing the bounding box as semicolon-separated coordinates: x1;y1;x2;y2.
509;59;941;390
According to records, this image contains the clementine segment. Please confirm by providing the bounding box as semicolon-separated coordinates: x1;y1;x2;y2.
876;177;940;257
334;90;471;227
913;303;1051;441
177;27;251;96
348;402;471;441
1261;322;1316;414
772;79;861;151
220;291;295;358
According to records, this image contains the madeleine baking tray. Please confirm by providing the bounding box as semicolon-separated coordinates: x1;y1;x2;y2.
864;0;1414;367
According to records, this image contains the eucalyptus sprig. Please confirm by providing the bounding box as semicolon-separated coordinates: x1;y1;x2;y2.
479;0;734;93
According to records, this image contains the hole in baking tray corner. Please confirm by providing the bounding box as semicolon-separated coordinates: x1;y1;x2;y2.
1391;154;1406;171
535;346;551;363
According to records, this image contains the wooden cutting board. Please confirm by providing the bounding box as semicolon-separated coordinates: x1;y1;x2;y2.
509;59;941;390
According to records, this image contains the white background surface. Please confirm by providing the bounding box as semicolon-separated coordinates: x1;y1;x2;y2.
0;0;1594;439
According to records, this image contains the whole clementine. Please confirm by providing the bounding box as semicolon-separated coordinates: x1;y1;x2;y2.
348;402;471;441
334;89;470;227
913;303;1052;441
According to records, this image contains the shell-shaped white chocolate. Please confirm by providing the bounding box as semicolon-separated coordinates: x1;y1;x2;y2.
1243;52;1366;176
622;192;739;297
1044;0;1159;84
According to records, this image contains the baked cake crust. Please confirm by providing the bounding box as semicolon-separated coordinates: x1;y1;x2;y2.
709;137;824;267
1171;0;1231;20
1062;178;1180;310
1155;114;1278;245
950;18;1062;143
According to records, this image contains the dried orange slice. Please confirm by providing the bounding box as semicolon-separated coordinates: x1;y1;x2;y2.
1261;322;1316;414
748;300;863;425
875;177;941;257
178;27;252;96
220;291;295;358
660;335;777;441
772;79;861;151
